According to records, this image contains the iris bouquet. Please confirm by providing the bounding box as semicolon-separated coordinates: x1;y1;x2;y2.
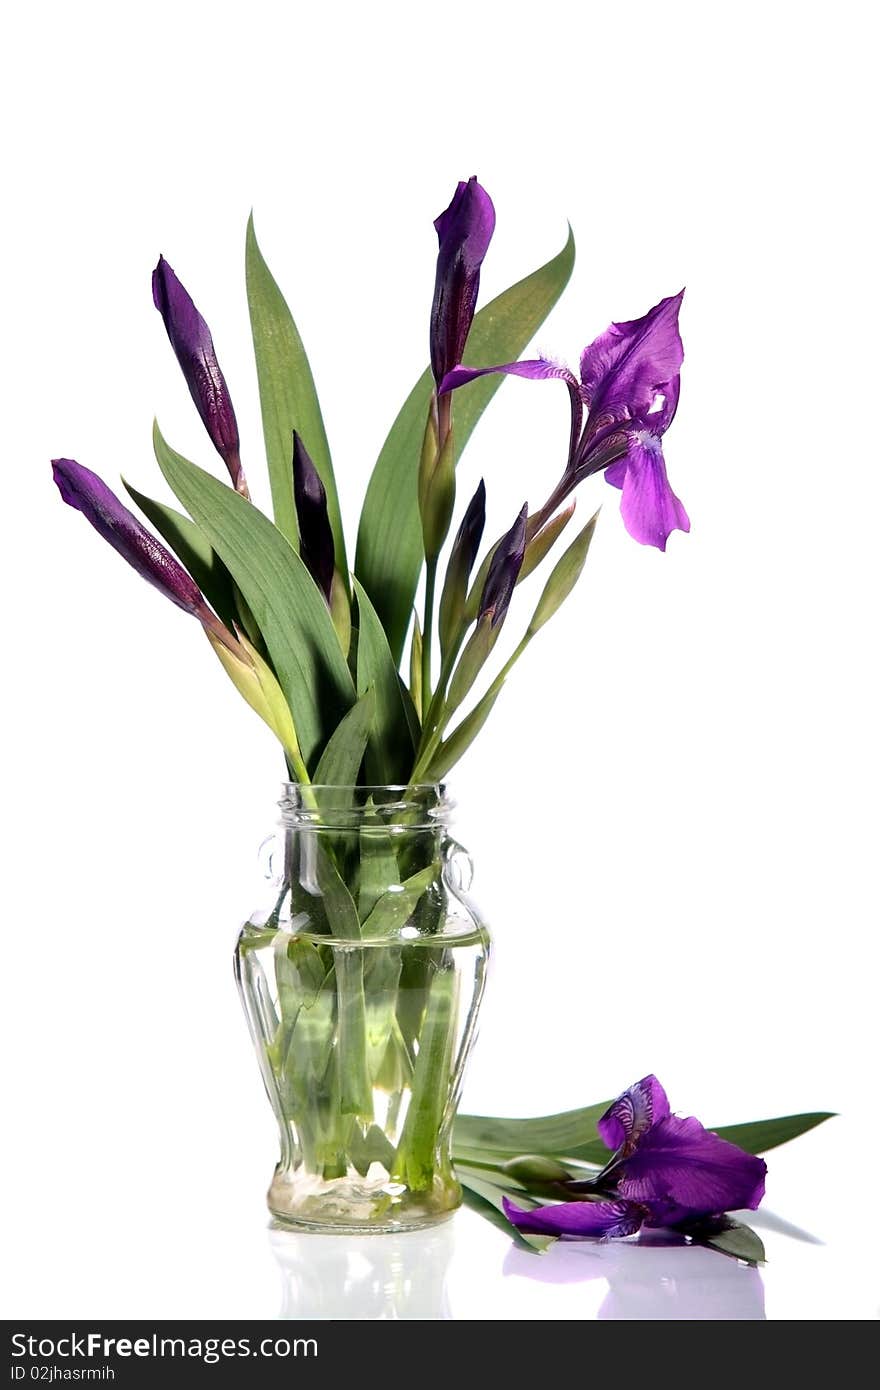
54;179;830;1247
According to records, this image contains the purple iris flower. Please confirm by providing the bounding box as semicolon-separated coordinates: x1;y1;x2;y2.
440;292;689;552
430;178;496;387
152;256;247;497
52;457;236;650
504;1075;767;1240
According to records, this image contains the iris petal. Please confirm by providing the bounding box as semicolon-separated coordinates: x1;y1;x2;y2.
609;433;690;552
503;1196;645;1239
616;1115;767;1218
440;357;583;463
579;290;685;432
598;1075;671;1155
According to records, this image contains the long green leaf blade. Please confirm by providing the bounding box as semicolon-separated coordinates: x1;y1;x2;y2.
360;864;436;939
457;1103;835;1166
356;228;576;664
457;1169;552;1253
699;1219;766;1265
425;685;503;781
246;215;346;570
528;510;600;634
454;1100;612;1156
358;820;400;920
710;1112;836;1156
153;423;354;767
122;478;238;629
313;687;376;785
353;579;415;783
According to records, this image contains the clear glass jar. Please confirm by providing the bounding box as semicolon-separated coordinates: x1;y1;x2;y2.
235;785;490;1233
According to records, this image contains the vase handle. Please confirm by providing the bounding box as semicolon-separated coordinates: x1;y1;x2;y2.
442;838;474;893
258;833;283;886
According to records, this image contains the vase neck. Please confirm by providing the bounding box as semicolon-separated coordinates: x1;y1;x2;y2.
279;783;450;833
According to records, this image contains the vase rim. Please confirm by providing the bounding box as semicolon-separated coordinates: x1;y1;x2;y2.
282;782;445;794
279;782;451;828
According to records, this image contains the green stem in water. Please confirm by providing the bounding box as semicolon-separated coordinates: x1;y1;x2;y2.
334;948;373;1118
393;965;458;1191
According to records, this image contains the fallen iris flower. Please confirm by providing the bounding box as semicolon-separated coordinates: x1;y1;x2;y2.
441;292;689;551
503;1075;767;1240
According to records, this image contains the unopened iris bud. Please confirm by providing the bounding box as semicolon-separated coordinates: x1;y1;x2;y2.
53;457;208;618
430;178;496;386
152;256;247;497
501;1155;573;1186
292;432;335;601
479;503;527;628
438;478;486;655
52;457;305;768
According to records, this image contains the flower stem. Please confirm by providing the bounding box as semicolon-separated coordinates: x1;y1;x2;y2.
412;630;534;781
421;557;437;713
393;964;458;1191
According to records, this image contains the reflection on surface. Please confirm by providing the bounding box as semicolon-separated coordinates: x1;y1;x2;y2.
270;1220;455;1320
270;1215;773;1320
504;1230;766;1320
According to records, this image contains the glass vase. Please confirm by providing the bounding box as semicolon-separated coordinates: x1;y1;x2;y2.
235;784;490;1233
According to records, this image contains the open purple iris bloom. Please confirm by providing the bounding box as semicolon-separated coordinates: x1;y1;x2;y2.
441;292;689;551
430;178;495;387
504;1075;767;1240
152;256;246;496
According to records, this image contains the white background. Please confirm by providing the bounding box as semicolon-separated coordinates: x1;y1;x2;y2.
2;0;877;1320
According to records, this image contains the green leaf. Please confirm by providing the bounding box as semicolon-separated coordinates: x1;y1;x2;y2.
563;1139;614;1164
349;1124;396;1177
353;579;415;783
519;501;577;584
528;509;600;634
409;612;423;722
456;1103;836;1168
455;1100;612;1157
457;1169;553;1254
316;850;361;940
424;685;503;781
361;864;437;939
123;478;239;630
358;820;401;919
246;215;346;571
699;1219;766;1266
314;688;376;786
355;228;577;664
444;615;497;721
154;423;354;768
711;1112;836;1156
